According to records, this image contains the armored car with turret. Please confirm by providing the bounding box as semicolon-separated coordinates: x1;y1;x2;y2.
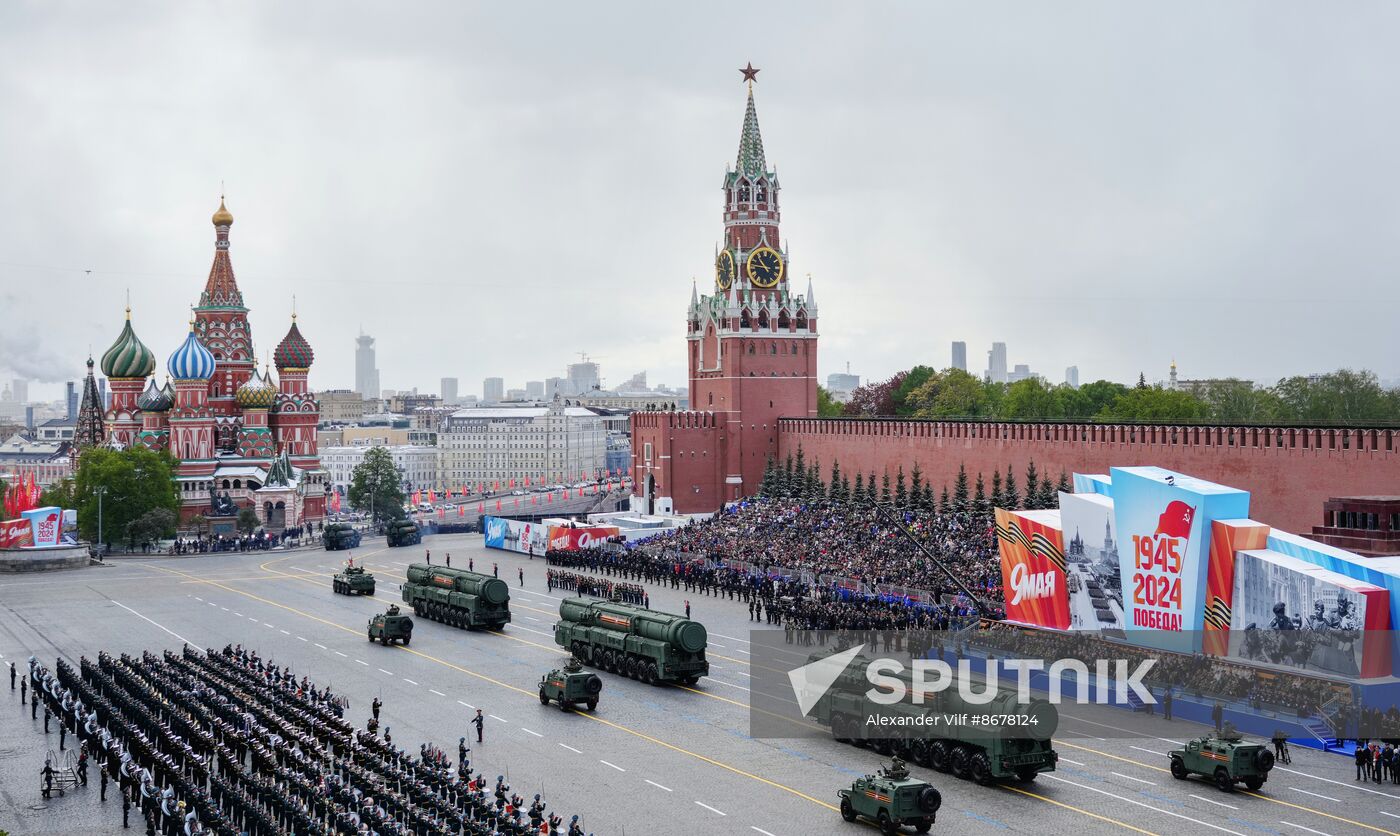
838;757;941;835
333;559;375;595
538;657;602;711
1170;726;1274;791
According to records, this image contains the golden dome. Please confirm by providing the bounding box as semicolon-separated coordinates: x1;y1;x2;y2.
212;197;234;227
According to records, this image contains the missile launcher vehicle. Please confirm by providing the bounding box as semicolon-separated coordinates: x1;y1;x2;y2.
401;563;511;630
553;597;708;685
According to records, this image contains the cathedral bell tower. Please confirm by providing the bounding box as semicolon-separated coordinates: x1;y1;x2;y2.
686;64;819;501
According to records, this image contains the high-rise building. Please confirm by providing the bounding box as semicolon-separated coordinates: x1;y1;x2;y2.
545;377;566;398
826;368;860;403
355;332;380;399
65;381;77;419
951;341;967;373
483;377;505;403
1008;363;1032;384
1065;365;1080;388
567;360;601;394
525;380;545;399
440;377;458;404
97;378;109;410
11;379;28;405
986;342;1008;384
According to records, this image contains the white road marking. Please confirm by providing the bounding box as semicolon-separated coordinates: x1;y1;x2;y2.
296;636;307;642
1042;774;1244;835
710;633;750;644
195;596;204;602
734;647;749;654
248;617;258;622
263;622;274;628
558;743;581;754
355;659;368;666
1279;822;1332;836
524;616;540;621
334;651;347;657
1381;811;1400;820
429;689;446;697
704;679;750;692
1273;766;1400;798
512;626;557;639
489;714;507;723
315;643;327;650
207;601;216;606
1111;771;1156;785
750;828;776;836
1058;758;1085;766
457;701;475;709
220;607;229;611
710;642;726;649
695;802;725;816
403;678;419;685
1130;746;1166;756
1290;788;1340;803
599;760;625;772
520;727;543;738
279;630;290;635
1189;794;1239;810
645;779;671;791
111;600;195;646
234;612;244;617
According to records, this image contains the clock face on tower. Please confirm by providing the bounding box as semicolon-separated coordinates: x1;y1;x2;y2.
715;250;736;290
746;246;783;288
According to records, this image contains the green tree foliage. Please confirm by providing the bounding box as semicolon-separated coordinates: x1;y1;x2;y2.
128;508;176;547
973;472;986;516
237;507;261;534
1024;460;1040;509
816;385;845;417
952;464;970;512
938;485;951;514
894;466;907;508
880;470;892;504
1057;470;1071;496
70;447;180;547
348;447;407;524
1004;471;1020;510
844;366;1399;424
909;464;923;505
759;458;778;498
990;468;1004;510
828;461;844;501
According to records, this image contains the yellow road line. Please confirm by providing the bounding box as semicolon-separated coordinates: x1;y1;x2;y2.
1001;784;1160;835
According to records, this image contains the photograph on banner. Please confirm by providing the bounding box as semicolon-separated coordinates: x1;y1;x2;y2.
1058;491;1124;630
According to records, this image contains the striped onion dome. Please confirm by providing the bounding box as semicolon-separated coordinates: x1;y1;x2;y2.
235;368;277;408
273;316;314;370
137;378;174;412
100;313;156;379
167;326;217;380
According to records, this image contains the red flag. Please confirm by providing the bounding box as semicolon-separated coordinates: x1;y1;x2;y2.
493;481;499;491
495;500;501;511
438;507;445;518
592;484;599;494
458;504;464;517
513;498;519;507
477;502;484;514
531;495;537;504
546;493;552;503
509;478;515;488
524;476;531;486
1155;501;1196;539
428;489;437;504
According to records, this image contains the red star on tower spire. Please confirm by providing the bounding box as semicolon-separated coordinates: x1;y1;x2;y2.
739;62;760;85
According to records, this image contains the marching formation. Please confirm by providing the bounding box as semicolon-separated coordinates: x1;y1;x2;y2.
23;647;592;835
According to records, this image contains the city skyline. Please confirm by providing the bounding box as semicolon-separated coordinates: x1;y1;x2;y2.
4;4;1400;400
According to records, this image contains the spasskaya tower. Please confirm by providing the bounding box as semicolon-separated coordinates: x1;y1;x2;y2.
632;65;819;514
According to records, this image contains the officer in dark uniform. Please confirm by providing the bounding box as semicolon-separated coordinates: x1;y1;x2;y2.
472;709;484;743
41;759;54;798
44;705;51;733
8;660;14;689
371;696;382;721
123;787;132;828
101;764;109;801
459;737;468;767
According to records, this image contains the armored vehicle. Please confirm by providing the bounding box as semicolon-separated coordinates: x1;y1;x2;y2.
553;597;709;685
809;650;1058;786
333;560;376;596
323;523;361;551
368;605;413;645
401;563;511;630
1169;726;1274;791
538;656;603;711
838;757;941;834
386;520;422;548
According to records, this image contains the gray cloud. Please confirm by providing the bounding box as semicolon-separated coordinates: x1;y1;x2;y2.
1;1;1396;400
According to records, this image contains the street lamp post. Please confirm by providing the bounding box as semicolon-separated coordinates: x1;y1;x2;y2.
94;486;108;555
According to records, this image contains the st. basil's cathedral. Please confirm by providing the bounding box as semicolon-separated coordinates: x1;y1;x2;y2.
90;199;328;529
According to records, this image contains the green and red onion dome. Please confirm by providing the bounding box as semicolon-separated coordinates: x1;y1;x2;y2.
100;314;156;379
273;316;314;370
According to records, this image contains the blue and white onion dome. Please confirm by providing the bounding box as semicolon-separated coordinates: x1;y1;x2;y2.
167;323;217;381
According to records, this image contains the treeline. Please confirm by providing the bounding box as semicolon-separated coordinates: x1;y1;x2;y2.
829;367;1400;425
757;446;1068;515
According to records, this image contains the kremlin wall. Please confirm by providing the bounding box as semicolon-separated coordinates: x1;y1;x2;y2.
779;418;1398;534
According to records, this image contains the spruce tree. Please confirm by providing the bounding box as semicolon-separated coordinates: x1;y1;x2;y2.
974;472;986;516
880;471;893;504
1039;476;1057;509
894;466;907;508
759;458;777;497
1057;470;1071;495
952;464;970;512
868;472;878;504
782;453;795;498
1025;459;1040;510
841;474;851;502
793;445;807;494
808;460;823;499
910;463;924;505
991;467;1004;510
1004;471;1020;510
939;486;951;515
854;472;865;503
920;482;935;512
829;461;843;501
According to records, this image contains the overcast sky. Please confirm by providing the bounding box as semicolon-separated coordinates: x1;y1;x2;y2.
2;2;1398;401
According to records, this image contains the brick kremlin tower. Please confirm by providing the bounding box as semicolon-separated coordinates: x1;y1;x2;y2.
631;66;819;514
97;198;327;530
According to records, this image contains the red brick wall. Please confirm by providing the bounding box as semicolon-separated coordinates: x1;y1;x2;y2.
630;411;729;514
780;419;1400;532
